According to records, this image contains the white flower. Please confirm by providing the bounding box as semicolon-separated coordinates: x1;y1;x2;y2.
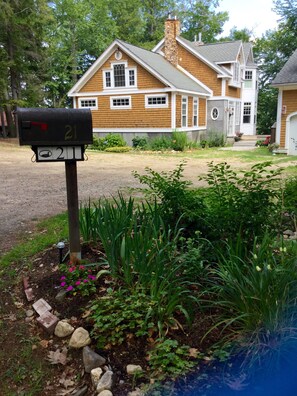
267;265;272;271
256;266;262;272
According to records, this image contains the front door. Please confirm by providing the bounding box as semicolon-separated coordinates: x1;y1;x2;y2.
288;114;297;155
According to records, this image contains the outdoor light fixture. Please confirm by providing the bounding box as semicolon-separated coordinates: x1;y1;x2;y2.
56;241;65;264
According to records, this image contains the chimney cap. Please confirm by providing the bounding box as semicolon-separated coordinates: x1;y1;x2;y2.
167;12;178;20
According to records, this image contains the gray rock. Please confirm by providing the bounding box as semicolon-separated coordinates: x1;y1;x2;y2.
55;288;68;302
26;309;34;317
98;391;113;396
83;346;106;373
96;370;113;393
69;327;91;348
54;320;75;338
128;390;145;396
91;367;103;387
283;229;294;236
126;364;143;375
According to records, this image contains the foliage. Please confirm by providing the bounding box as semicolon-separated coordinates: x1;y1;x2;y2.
59;262;97;296
171;131;188;151
90;287;155;347
200;131;226;148
133;162;207;236
101;133;127;148
200;161;283;242
132;136;148;149
147;338;195;379
203;236;297;368
105;146;131;152
149;136;172;151
283;175;297;222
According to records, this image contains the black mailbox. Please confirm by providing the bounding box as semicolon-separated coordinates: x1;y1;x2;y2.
16;107;93;146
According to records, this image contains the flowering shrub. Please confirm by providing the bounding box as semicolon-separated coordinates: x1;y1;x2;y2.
59;263;97;296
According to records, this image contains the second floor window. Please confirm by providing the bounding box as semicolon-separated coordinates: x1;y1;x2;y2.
104;63;136;89
244;70;253;88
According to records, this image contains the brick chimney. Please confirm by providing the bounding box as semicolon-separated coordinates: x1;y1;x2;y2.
164;14;180;67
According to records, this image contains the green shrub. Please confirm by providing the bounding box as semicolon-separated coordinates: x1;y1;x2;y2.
201;131;226;148
149;135;172;151
102;133;127;148
200;161;283;242
132;136;148;149
90;135;104;150
105;146;131;152
133;162;207;237
171;131;188;151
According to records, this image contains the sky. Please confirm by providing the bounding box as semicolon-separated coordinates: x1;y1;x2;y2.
217;0;279;38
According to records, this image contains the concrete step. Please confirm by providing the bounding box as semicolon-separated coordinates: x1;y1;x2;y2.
233;140;257;146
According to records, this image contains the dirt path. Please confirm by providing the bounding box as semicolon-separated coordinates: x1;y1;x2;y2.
0;141;256;255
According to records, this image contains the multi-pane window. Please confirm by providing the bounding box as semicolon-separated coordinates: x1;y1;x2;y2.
114;64;125;87
145;95;168;108
105;71;111;88
182;96;188;127
111;96;131;109
104;63;137;89
243;102;251;123
211;107;219;120
244;70;253;88
129;70;135;86
79;98;98;110
193;98;198;126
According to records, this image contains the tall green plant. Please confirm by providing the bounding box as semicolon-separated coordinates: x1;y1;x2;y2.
171;131;188;151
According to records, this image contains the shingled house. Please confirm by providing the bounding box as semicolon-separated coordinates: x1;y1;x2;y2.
68;16;258;145
271;49;297;155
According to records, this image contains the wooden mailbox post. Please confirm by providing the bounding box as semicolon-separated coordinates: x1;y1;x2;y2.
16;107;93;261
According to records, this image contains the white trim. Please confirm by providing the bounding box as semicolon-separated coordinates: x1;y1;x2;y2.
276;90;282;145
73;97;77;109
78;97;98;110
211;107;219;120
103;62;137;89
272;83;297;90
286;111;297;152
145;94;168;108
221;79;226;96
110;96;131;109
181;96;188;127
209;96;241;101
152;38;165;53
193;97;198;127
177;65;213;95
171;93;176;129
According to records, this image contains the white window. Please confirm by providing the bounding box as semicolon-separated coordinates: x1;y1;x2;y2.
233;62;240;84
103;63;137;89
181;96;188;127
211;107;219;120
244;70;253;88
110;96;131;109
78;97;98;110
193;97;198;126
243;102;251;124
145;94;168;108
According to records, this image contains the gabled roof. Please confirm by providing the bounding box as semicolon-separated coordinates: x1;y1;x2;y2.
68;39;210;96
187;39;243;63
272;49;297;86
242;43;257;67
118;40;210;95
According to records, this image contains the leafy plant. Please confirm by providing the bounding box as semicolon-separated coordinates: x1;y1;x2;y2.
101;133;127;148
200;131;226;148
133;162;206;237
147;338;195;379
132;136;148;149
149;135;172;151
90;287;155;347
105;146;131;152
200;161;283;242
171;131;188;151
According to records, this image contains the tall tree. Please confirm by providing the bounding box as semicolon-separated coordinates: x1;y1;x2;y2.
177;0;229;43
0;0;50;134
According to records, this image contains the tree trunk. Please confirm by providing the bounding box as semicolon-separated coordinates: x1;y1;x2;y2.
0;108;7;137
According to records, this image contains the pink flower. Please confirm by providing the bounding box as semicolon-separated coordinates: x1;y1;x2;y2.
88;274;93;279
75;281;81;286
83;279;88;283
79;265;85;270
67;285;74;291
60;282;66;287
60;276;66;280
69;267;75;272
